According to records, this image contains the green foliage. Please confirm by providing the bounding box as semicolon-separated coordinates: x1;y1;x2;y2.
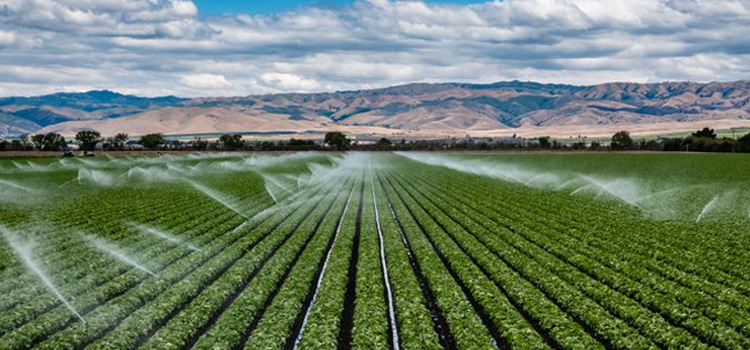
31;132;66;151
692;127;717;139
219;134;245;151
75;130;102;151
1;153;750;350
538;136;551;149
324;131;351;150
377;138;393;148
610;130;634;150
193;138;209;151
139;133;165;150
112;133;129;150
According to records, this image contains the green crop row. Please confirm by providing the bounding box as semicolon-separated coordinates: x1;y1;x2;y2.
404;163;750;349
351;171;390;349
137;181;344;350
379;171;497;350
241;175;363;350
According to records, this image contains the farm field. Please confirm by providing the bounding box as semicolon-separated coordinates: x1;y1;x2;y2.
1;152;750;350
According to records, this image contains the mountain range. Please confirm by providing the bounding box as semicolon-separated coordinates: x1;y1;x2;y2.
3;81;750;139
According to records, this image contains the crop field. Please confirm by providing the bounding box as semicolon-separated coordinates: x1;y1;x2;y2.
1;152;750;350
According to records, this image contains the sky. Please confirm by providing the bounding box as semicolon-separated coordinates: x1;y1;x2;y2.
0;0;749;97
194;0;487;15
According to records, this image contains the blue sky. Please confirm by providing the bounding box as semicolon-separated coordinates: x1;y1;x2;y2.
195;0;485;15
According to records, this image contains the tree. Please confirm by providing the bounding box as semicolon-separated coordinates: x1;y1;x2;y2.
219;134;245;151
287;138;317;150
140;133;165;150
324;131;351;150
692;127;717;139
31;132;66;151
376;138;393;148
194;138;209;151
611;130;634;150
114;133;129;150
737;132;750;152
538;136;551;149
31;134;45;150
76;130;102;152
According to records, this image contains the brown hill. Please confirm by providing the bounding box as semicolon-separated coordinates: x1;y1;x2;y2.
7;80;750;138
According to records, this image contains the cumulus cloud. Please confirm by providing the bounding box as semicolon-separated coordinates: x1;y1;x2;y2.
0;0;748;97
260;72;321;92
0;30;15;45
180;73;231;89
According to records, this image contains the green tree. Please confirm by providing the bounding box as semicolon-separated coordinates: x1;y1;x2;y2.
194;138;209;151
538;136;551;149
737;132;750;152
377;138;393;148
692;127;717;139
140;133;165;150
114;133;129;150
75;130;102;152
324;131;351;150
31;134;45;150
48;133;66;151
32;132;66;151
219;134;245;151
287;138;317;150
611;130;634;150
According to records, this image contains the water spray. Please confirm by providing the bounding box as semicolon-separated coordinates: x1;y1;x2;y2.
187;180;249;220
0;179;36;193
128;223;201;251
1;226;85;323
84;234;157;276
696;195;720;224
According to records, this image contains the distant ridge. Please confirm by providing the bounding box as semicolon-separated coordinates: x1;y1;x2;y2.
2;81;750;138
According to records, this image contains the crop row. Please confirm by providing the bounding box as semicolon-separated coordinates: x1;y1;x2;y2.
0;177;327;350
352;170;394;349
0;179;268;300
293;177;362;349
378;172;500;349
404;164;750;346
0;184;269;326
134;178;350;350
393;161;750;350
419;170;750;344
239;174;363;350
0;183;272;333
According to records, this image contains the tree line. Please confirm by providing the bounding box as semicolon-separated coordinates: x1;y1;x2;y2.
3;128;750;153
0;131;344;152
0;131;162;152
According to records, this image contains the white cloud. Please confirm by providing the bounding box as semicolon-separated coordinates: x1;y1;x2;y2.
180;73;231;89
0;0;749;97
260;73;320;92
0;31;15;46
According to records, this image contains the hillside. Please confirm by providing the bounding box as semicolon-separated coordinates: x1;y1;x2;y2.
3;81;750;138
